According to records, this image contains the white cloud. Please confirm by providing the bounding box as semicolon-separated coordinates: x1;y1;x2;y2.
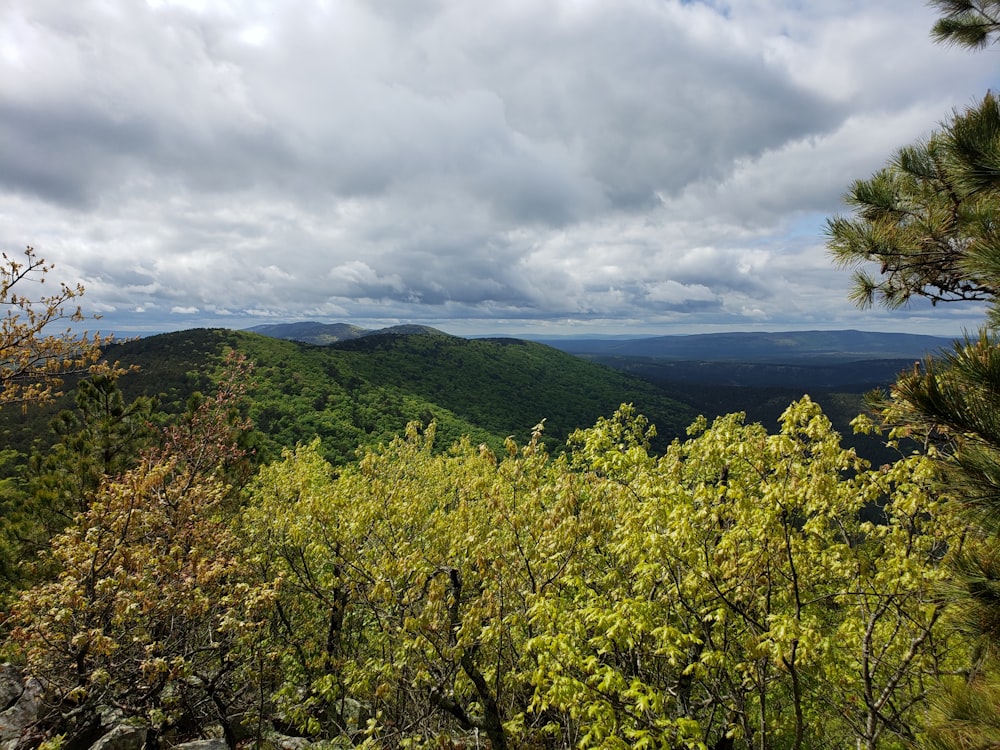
0;0;991;336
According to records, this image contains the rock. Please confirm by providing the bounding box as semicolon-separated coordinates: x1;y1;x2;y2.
0;676;44;747
269;734;313;750
171;740;228;750
97;705;125;731
0;667;22;711
88;724;148;750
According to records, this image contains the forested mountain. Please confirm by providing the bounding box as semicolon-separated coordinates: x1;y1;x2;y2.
90;327;698;464
57;328;913;462
230;323;939;465
244;320;447;345
0;325;926;473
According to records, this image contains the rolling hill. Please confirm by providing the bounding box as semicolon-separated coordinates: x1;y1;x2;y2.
0;325;939;472
89;328;698;465
244;321;447;345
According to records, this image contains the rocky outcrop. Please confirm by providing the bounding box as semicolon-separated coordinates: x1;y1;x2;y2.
0;667;44;750
0;665;331;750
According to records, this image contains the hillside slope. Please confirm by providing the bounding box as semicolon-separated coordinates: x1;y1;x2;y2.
95;328;696;464
244;321;447;345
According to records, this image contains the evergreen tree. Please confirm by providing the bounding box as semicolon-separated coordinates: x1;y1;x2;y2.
827;91;1000;316
930;0;1000;48
0;374;158;594
28;375;158;532
828;4;1000;745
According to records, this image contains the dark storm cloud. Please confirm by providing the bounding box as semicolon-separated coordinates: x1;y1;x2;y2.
0;102;151;207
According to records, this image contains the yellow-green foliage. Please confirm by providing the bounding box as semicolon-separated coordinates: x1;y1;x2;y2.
242;398;962;750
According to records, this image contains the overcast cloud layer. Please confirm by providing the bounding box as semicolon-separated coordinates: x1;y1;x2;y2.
1;0;996;337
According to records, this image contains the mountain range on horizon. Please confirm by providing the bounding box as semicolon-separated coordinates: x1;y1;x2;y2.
245;321;956;363
0;323;922;477
244;321;449;344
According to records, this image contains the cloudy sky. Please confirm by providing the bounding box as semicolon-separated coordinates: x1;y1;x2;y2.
1;0;996;338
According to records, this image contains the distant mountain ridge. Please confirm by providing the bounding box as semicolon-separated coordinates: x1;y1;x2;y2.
533;329;956;363
244;321;450;345
248;323;956;362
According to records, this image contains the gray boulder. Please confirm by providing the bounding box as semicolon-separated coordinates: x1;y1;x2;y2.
87;725;148;750
171;741;229;750
0;667;22;711
0;674;44;749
